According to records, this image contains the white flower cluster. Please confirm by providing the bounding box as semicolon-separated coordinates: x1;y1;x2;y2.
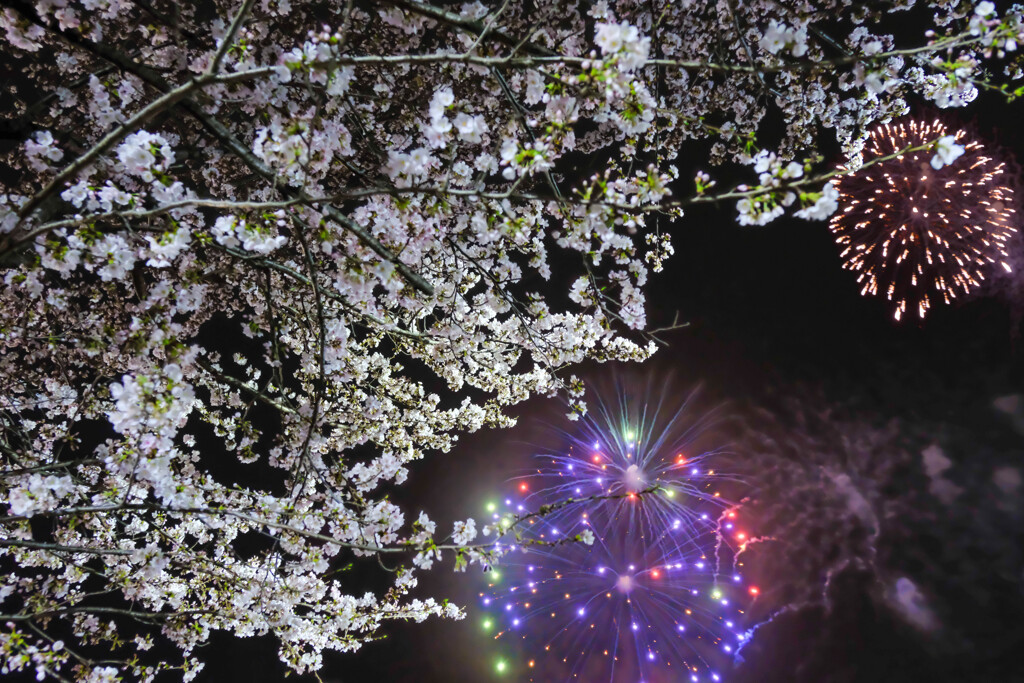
758;20;808;58
424;87;455;148
144;224;192;267
281;31;345;85
498;138;553;180
61;180;133;212
453;111;487;144
735;150;805;226
922;64;980;108
116;130;174;182
794;182;840;221
421;86;488;156
211;215;287;254
89;232;137;281
383;147;437;185
930;135;965;169
24;130;63;172
107;364;195;447
0;7;44;51
594;21;651;71
752;149;804;186
452;518;477;546
7;473;75;517
0;193;24;234
971;2;999;38
737;193;785;227
252;116;354;186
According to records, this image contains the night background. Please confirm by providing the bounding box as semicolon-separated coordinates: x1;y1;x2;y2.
192;82;1024;683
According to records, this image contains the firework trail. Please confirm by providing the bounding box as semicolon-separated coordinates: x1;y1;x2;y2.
479;383;753;682
830;117;1018;321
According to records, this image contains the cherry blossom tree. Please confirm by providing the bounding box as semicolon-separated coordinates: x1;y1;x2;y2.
0;0;1021;680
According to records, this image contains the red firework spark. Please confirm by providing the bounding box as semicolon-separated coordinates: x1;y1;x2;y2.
830;118;1018;321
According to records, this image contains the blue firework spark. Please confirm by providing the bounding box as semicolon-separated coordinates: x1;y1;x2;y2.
479;385;753;682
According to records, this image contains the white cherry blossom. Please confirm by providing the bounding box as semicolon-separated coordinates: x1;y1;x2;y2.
931;135;966;169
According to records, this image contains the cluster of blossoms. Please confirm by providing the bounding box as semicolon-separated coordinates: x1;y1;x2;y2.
729;1;1024;227
758;20;809;58
211;215;288;255
116;131;175;182
0;1;1021;681
24;131;63;172
736;150;807;226
931;134;966;168
594;20;652;71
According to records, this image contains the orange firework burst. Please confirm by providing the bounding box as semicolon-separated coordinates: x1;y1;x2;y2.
830;118;1018;321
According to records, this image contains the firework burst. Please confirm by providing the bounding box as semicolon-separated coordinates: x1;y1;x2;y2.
830;118;1018;321
479;385;752;682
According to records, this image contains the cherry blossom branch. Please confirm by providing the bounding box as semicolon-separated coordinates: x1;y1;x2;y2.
13;66;272;227
0;486;662;560
205;29;988;76
3;4;435;297
0;538;133;555
679;141;938;208
194;357;297;416
722;0;777;98
0;64;117;142
290;215;329;478
385;0;557;58
206;0;258;76
0;606;218;624
0;458;101;478
212;243;435;341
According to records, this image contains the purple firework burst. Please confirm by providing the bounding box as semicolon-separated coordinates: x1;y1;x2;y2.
478;385;753;682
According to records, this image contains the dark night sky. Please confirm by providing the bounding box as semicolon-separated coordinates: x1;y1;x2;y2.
196;91;1024;683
